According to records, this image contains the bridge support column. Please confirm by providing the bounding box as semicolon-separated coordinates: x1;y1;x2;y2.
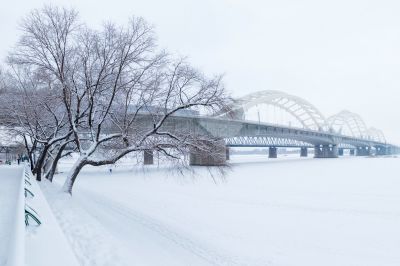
314;145;338;158
226;147;230;161
338;148;344;156
375;146;386;156
189;140;226;166
143;150;154;165
269;147;277;158
356;146;371;156
365;146;371;156
300;147;308;157
350;149;355;156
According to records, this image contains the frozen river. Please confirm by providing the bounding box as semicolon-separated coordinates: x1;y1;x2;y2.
44;155;400;266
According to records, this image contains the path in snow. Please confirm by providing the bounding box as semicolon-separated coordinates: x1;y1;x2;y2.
42;181;250;266
0;166;23;266
76;189;247;266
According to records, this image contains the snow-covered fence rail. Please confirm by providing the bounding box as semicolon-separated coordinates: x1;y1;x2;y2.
6;166;26;266
25;179;80;266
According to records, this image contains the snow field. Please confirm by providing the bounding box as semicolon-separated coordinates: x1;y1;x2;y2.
44;154;400;266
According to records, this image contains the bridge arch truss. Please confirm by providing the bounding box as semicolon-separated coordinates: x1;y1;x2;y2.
327;110;386;143
220;90;328;131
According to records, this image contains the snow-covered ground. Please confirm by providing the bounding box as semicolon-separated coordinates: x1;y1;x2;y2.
25;168;80;266
43;154;400;266
0;166;23;266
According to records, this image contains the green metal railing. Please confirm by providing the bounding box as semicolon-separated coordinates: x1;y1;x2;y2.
24;167;41;227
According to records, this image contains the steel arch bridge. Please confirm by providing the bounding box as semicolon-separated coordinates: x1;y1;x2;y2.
217;90;390;145
172;89;400;162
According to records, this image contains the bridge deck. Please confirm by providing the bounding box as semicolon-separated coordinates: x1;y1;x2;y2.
0;165;23;265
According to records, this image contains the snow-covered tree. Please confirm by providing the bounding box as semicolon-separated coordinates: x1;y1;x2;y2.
1;65;72;180
7;5;229;193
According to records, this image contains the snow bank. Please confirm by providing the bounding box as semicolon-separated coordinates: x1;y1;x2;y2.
5;166;25;266
25;171;79;266
40;181;142;266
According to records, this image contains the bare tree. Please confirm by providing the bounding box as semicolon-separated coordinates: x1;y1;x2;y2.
1;66;72;180
6;6;78;179
58;19;228;193
7;5;229;194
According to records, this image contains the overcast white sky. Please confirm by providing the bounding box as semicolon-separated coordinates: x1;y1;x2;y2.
1;0;399;142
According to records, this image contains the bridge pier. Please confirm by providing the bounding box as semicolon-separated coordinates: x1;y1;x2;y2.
226;147;230;161
143;150;154;165
350;149;355;156
300;147;308;157
314;145;338;158
375;146;386;156
338;148;344;156
269;147;277;158
356;146;371;156
189;140;227;166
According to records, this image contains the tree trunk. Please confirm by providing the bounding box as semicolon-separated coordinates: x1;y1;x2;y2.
45;145;66;182
32;144;50;181
45;162;57;182
36;166;42;182
24;137;36;172
43;154;53;177
62;156;87;194
29;152;35;172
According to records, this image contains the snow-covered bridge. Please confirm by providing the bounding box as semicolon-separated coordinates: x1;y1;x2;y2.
132;90;400;165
